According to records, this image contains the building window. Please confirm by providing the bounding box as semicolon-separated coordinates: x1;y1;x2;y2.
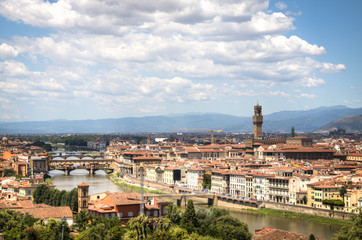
128;212;133;217
118;212;123;218
154;210;158;216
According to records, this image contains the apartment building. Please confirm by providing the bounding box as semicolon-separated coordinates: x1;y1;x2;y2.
268;176;290;203
307;183;342;209
211;170;230;194
187;168;205;191
229;171;246;197
252;173;271;201
245;175;253;198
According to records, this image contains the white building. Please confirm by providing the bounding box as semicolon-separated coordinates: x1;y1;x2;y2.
252;173;271;201
186;168;205;191
229;171;246;197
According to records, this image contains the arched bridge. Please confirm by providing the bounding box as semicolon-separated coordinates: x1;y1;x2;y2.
48;156;115;175
144;193;218;206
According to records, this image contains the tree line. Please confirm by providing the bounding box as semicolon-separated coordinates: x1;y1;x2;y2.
32;184;78;212
2;197;361;240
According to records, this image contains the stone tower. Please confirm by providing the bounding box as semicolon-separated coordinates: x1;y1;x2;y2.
77;182;89;213
253;102;263;139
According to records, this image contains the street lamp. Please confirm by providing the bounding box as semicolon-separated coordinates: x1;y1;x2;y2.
61;216;66;240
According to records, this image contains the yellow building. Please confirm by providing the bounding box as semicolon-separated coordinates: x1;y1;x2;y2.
163;167;176;185
344;190;362;213
307;183;342;210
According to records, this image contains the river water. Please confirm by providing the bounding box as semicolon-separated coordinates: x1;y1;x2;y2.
49;170;341;239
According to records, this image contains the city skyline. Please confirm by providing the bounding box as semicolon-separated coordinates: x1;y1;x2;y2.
0;0;361;122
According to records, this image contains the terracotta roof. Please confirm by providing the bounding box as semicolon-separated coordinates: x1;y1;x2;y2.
108;192;140;205
16;206;73;219
253;227;321;240
78;182;89;187
133;156;161;161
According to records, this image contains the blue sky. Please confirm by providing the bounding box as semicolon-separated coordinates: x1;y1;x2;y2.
0;0;360;122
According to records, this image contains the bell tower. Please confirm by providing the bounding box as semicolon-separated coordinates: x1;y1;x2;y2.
253;102;263;139
77;182;89;213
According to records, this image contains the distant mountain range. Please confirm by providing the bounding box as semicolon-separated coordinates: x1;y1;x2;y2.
318;115;362;133
0;105;361;134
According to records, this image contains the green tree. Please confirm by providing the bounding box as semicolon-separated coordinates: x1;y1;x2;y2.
0;209;38;239
74;211;92;232
166;202;182;224
194;207;251;239
77;223;109;240
202;173;211;190
45;177;52;184
29;140;52;152
333;210;362;240
181;200;197;233
291;126;296;137
70;188;79;212
37;218;72;240
212;215;251;240
339;185;347;200
60;190;69;206
33;184;49;204
4;169;16;177
33;185;78;211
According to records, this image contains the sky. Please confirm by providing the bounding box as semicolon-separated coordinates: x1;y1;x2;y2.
0;0;361;122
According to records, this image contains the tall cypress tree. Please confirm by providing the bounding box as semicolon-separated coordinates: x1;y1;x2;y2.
291;126;296;137
181;200;197;233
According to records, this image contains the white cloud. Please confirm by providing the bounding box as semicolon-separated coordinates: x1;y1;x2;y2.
0;0;347;120
320;63;346;73
275;2;287;10
300;93;316;99
0;60;28;76
0;43;18;59
344;99;361;104
268;90;290;98
298;77;326;87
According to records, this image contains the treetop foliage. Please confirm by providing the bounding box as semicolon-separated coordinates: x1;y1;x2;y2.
32;184;78;212
1;199;252;240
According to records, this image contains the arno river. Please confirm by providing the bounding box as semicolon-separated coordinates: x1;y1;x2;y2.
49;170;341;239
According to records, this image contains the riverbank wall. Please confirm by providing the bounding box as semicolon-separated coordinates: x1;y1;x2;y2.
122;174;174;193
261;201;352;220
119;174;352;220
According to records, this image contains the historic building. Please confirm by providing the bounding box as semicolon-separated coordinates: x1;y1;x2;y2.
245;103;286;150
253;103;263;140
78;182;89;212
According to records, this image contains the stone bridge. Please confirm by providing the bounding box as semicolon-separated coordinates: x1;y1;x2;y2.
144;193;218;206
48;156;115;175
